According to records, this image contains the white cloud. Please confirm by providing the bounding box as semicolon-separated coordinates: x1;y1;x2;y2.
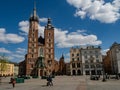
18;18;47;36
19;19;102;48
0;28;25;43
55;28;102;48
19;20;44;37
0;48;11;54
16;48;26;54
39;17;48;23
64;58;70;63
102;49;109;55
67;0;120;23
12;54;24;58
19;20;29;34
65;53;70;57
10;53;25;62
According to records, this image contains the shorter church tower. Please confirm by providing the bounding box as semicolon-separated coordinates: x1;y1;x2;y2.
44;18;55;75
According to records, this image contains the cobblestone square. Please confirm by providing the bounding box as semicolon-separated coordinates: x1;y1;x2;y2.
0;76;120;90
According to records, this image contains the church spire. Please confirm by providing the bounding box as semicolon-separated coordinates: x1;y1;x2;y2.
29;1;39;22
33;1;37;17
45;18;54;29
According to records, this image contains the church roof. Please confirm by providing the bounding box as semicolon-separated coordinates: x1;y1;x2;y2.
45;18;54;30
38;36;45;45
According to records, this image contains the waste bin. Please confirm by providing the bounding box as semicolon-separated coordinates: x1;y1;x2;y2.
15;78;24;83
32;76;39;78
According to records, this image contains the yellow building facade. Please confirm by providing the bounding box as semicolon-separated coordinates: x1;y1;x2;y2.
0;63;14;76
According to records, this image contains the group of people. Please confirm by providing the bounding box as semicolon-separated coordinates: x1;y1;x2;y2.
9;75;53;88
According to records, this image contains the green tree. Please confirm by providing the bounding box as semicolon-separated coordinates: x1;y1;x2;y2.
0;54;8;83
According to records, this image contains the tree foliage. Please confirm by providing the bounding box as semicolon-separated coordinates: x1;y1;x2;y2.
0;55;8;76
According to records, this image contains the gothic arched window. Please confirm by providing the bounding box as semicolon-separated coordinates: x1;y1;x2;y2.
40;48;43;56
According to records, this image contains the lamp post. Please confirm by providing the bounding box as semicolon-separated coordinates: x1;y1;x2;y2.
102;61;106;82
115;48;120;80
89;57;94;80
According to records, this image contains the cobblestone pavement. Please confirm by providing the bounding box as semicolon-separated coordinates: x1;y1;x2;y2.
0;76;86;90
86;76;120;90
0;76;120;90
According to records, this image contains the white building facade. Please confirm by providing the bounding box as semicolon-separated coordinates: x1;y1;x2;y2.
70;46;102;75
109;42;120;74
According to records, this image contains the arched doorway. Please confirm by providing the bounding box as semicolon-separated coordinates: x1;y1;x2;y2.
72;70;76;75
77;70;81;75
40;70;43;76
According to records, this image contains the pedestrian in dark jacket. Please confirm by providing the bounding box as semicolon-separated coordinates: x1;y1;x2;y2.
47;75;53;86
11;78;16;88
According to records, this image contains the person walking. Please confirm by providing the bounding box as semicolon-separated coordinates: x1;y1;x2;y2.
11;78;16;88
47;75;53;86
49;75;53;86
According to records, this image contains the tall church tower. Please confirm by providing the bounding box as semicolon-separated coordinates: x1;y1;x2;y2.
26;5;39;75
44;18;55;75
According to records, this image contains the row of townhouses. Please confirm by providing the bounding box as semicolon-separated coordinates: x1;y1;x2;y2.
70;46;102;75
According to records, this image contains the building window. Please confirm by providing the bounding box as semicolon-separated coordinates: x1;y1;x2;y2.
77;63;80;68
48;60;52;66
31;64;33;68
77;58;79;61
49;49;51;53
40;48;43;56
72;58;74;61
95;50;98;54
32;38;34;42
85;65;89;68
32;54;33;58
72;63;75;68
90;65;94;68
32;49;34;53
72;54;74;57
96;55;98;58
48;33;51;36
77;53;79;56
96;64;101;68
85;60;88;63
90;59;94;63
34;44;36;47
49;55;51;58
84;51;87;54
49;44;51;47
32;34;34;37
84;55;87;59
96;59;99;63
49;39;51;42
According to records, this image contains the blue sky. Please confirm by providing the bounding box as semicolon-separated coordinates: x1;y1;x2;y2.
0;0;120;63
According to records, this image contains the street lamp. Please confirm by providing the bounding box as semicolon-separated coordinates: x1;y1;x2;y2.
102;61;106;82
89;56;94;80
115;48;120;80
